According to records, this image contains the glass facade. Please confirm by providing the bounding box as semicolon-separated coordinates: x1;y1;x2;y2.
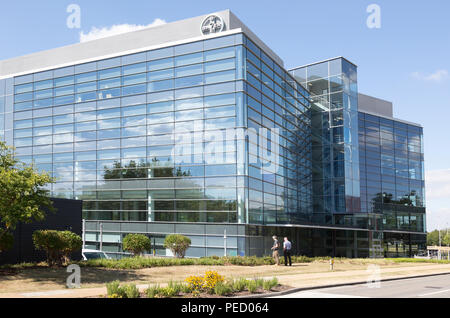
358;112;426;233
0;15;426;258
3;32;314;257
291;58;360;221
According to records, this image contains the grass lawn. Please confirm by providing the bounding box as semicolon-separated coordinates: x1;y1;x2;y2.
2;258;449;295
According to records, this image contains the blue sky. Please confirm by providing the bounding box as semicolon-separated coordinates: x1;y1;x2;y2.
1;0;448;231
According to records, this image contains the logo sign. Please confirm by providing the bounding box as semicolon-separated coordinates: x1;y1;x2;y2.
201;15;225;35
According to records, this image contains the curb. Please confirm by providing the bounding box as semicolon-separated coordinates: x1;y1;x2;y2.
234;271;450;298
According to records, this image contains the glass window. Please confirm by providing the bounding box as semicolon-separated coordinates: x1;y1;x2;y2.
175;97;203;111
147;90;174;103
147;112;174;125
76;81;97;93
123;73;146;86
175;75;203;88
204;93;235;107
175;53;203;67
98;128;120;140
122;84;146;96
205;105;235;119
75;72;97;84
15;92;33;103
147;79;174;92
98;118;120;130
147;58;174;71
122;147;146;159
55;85;74;97
205;47;235;61
123;63;146;75
148;101;174;113
99;78;121;90
175;64;203;77
53;114;73;125
122;104;146;117
205;58;235;73
98;108;120;120
205;70;235;84
148;68;174;81
15;83;33;94
122;115;146;127
34;80;53;91
54;76;74;87
175;109;203;121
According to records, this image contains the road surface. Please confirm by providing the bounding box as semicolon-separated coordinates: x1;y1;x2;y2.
275;274;450;298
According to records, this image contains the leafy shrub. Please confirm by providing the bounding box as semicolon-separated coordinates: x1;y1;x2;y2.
33;230;81;266
106;281;140;298
255;278;264;288
124;284;140;298
185;275;205;292
246;280;258;293
214;282;234;296
232;278;247;292
225;256;274;266
0;231;14;253
168;281;184;294
203;271;225;292
159;287;178;297
122;234;151;256
146;285;160;298
59;231;82;264
164;234;191;258
263;277;279;291
106;281;126;298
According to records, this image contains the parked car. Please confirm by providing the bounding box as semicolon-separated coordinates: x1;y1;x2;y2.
82;249;111;260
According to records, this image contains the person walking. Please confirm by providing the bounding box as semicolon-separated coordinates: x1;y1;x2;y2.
271;236;280;266
283;237;292;266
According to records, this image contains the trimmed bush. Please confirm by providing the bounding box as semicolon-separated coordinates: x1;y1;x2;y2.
122;234;151;256
33;230;82;266
164;234;191;258
0;231;14;253
32;230;65;266
59;231;82;264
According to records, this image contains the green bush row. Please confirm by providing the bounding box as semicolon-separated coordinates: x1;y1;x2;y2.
144;277;279;298
82;255;319;269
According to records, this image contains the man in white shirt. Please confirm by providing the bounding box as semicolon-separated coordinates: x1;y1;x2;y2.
283;237;292;266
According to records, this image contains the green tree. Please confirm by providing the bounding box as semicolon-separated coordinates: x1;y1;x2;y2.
164;234;191;258
427;230;440;246
32;230;66;266
32;230;82;266
122;234;151;256
60;231;83;264
0;141;55;253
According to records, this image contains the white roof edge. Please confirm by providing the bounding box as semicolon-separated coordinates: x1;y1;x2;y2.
0;28;243;80
0;9;285;80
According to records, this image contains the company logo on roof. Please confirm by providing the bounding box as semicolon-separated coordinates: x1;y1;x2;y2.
201;15;225;35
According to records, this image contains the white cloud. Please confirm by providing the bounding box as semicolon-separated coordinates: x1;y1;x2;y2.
412;70;449;82
426;169;450;231
79;19;166;43
426;169;450;200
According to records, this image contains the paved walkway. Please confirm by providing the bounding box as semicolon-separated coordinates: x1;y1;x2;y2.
1;263;450;298
274;274;450;298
